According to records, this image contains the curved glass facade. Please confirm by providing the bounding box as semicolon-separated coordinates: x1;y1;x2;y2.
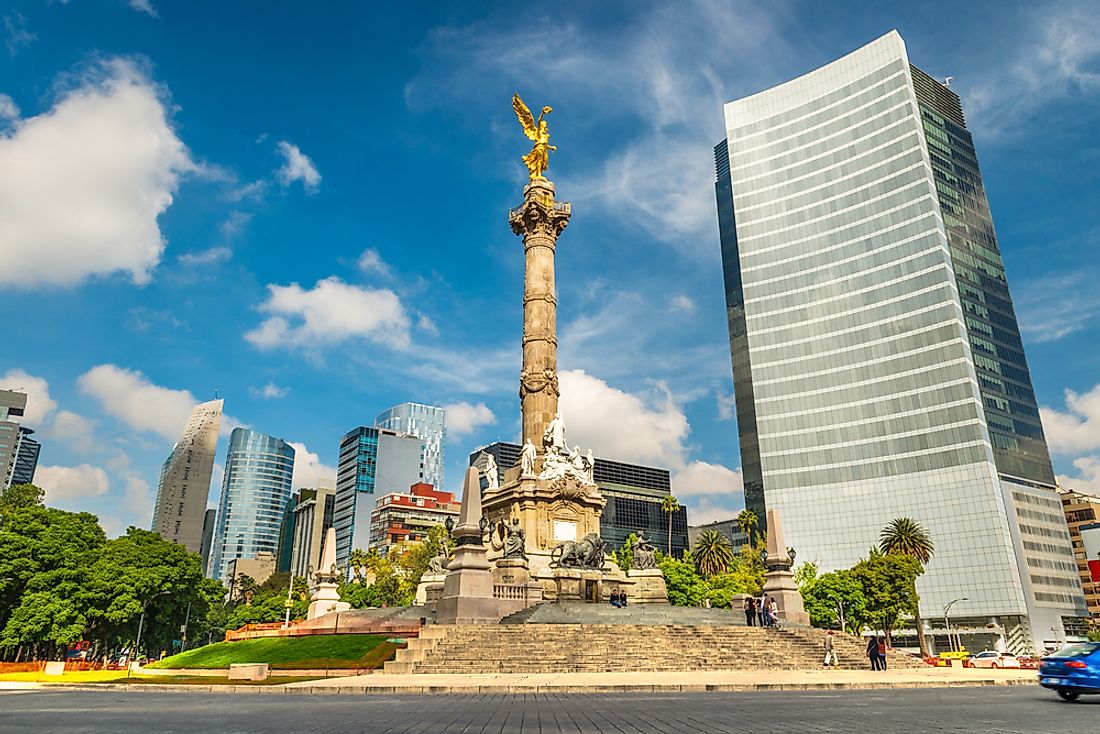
209;427;296;581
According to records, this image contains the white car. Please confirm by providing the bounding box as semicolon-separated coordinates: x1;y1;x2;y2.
969;651;1021;669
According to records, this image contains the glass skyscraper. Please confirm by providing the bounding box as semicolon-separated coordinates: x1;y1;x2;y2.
209;427;296;581
374;402;445;490
332;426;422;567
715;31;1086;653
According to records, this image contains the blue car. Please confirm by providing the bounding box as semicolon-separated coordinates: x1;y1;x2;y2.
1039;642;1100;701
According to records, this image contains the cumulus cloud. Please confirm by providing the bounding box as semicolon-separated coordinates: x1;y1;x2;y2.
288;442;336;490
276;140;320;192
77;364;235;442
357;248;392;277
1040;382;1100;455
245;276;411;351
250;382;289;399
0;94;18;121
0;368;57;425
444;402;496;437
0;58;195;288
1058;456;1100;497
557;370;743;514
127;0;158;17
46;410;97;454
35;464;110;503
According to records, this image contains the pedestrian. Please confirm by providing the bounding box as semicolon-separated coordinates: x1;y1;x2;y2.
823;630;838;668
877;636;888;670
703;597;712;609
609;589;620;608
744;596;756;626
757;593;766;626
620;589;628;607
768;597;779;626
866;635;879;670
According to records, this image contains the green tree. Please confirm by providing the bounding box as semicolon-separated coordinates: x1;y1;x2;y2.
793;561;819;590
658;550;707;607
879;517;934;657
726;543;766;596
693;530;734;577
0;483;45;516
802;569;868;635
851;552;922;646
661;495;681;556
736;508;759;546
398;525;453;586
613;533;638;572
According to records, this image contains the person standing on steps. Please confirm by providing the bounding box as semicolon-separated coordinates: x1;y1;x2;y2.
824;630;838;668
768;597;779;627
744;596;756;626
877;636;888;670
757;593;766;626
866;635;880;670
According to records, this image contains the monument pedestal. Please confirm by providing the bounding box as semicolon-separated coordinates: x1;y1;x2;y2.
415;573;447;606
627;568;669;605
307;582;350;619
762;508;810;626
436;467;500;624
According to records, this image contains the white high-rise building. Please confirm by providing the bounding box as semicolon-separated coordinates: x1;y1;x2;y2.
374;402;445;489
715;31;1087;653
152;399;223;553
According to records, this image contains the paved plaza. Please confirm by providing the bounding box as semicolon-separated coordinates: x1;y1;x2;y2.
2;687;1097;734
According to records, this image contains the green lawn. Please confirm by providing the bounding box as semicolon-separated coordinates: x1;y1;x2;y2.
148;634;400;670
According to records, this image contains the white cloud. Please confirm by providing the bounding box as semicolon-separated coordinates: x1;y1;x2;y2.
1058;456;1100;497
250;382;289;399
276;140;320;192
4;12;36;57
444;402;496;437
123;474;154;530
0;368;57;425
716;390;736;421
0;94;18;120
245;276;411;351
35;464;110;503
77;364;225;442
668;295;696;314
1041;383;1100;455
1016;262;1100;343
557;369;742;513
179;246;232;265
0;58;195;287
127;0;158;17
288;442;336;490
45;410;97;454
357;248;392;277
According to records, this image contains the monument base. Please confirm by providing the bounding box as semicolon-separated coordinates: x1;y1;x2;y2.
307;582;351;620
415;573;447;606
626;567;669;604
763;568;810;626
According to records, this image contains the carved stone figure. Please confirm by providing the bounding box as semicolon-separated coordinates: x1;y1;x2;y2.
427;550;449;575
512;93;556;180
481;452;499;492
569;445;584;471
502;518;527;560
520;439;537;476
550;532;606;569
543;413;566;455
632;531;657;571
584;449;595;483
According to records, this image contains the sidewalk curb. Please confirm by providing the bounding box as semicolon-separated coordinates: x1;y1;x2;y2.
0;678;1035;695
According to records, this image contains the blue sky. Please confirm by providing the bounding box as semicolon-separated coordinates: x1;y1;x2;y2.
2;0;1099;535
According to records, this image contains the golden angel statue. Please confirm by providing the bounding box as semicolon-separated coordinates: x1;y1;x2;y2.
512;93;555;180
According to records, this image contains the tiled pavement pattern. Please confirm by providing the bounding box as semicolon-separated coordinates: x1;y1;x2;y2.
1;687;1096;734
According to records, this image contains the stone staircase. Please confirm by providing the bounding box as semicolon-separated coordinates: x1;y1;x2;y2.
500;601;747;626
385;622;926;674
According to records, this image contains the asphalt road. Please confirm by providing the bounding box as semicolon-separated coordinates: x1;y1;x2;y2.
1;687;1097;733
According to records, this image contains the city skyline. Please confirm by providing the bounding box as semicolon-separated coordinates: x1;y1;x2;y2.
2;1;1100;537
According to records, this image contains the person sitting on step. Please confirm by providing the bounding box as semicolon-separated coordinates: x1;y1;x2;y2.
609;589;620;608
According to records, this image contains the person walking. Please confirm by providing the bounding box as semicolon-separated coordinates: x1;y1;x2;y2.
823;630;838;668
743;596;756;626
877;636;888;670
866;635;880;670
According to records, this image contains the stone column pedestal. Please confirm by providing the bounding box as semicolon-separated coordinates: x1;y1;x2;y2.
307;582;350;619
436;467;499;624
626;568;669;604
415;573;447;606
762;568;810;626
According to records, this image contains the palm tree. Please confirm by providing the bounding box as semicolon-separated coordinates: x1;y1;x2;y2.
694;530;734;577
661;494;682;556
880;517;935;658
736;508;759;546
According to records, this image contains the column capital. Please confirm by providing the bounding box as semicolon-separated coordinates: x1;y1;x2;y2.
509;190;571;239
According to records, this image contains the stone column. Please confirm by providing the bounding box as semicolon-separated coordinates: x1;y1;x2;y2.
509;179;571;450
436;467;498;624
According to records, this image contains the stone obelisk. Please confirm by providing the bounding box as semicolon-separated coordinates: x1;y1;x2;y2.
510;179;570;448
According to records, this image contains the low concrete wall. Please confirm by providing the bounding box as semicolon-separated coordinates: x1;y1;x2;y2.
228;664;269;681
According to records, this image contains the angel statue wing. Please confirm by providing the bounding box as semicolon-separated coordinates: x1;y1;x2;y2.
512;93;538;141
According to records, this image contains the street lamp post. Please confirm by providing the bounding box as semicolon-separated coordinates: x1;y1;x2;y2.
128;590;170;677
943;597;968;653
283;566;296;629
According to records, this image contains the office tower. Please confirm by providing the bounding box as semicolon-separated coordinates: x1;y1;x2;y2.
199;508;217;577
715;31;1086;652
151;399;223;552
332;426;422;567
470;442;689;556
7;426;40;488
687;519;750;553
226;553;277;599
369;482;460;557
0;390;28;488
275;490;299;574
208;428;296;581
1060;489;1100;621
289;479;336;579
374;402;446;489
